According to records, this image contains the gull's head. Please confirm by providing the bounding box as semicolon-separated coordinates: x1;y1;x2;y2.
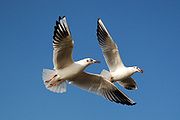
80;58;100;66
132;66;143;73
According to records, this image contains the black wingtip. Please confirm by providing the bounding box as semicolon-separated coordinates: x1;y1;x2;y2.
113;89;137;106
128;102;136;106
58;16;66;21
125;85;138;90
127;100;137;106
123;101;136;106
132;102;136;105
58;16;62;21
126;100;136;106
56;20;59;25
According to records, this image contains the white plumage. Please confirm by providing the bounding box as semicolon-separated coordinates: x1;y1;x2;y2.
97;18;143;90
42;16;136;105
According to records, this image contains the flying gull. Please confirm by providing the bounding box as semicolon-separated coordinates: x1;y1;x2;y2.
97;18;143;90
42;16;136;105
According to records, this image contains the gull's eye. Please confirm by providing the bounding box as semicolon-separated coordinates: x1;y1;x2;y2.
90;59;93;62
86;60;89;62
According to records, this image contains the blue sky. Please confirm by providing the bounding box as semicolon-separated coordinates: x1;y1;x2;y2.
0;0;180;119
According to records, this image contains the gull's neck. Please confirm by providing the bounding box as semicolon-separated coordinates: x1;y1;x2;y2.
74;60;89;68
126;67;136;75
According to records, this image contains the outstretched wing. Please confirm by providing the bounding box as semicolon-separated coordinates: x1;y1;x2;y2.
97;19;124;72
71;72;136;106
53;16;74;69
118;77;138;90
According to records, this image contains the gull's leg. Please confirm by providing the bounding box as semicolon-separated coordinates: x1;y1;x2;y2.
48;79;65;88
45;75;57;83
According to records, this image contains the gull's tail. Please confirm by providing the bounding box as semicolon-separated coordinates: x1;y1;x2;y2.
42;69;66;93
100;69;111;81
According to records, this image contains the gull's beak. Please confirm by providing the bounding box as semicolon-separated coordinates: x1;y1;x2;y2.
94;60;101;63
138;68;143;73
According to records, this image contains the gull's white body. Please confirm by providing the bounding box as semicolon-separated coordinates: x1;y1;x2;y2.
56;62;85;80
111;67;135;81
97;19;143;90
42;16;136;106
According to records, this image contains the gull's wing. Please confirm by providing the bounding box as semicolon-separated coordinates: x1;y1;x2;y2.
71;72;136;105
97;19;124;72
118;77;138;90
53;16;74;69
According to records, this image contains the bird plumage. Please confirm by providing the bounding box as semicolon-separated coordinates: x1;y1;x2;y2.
97;18;143;90
42;16;136;106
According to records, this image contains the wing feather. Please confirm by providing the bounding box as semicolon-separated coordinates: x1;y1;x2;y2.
97;19;124;72
71;72;136;105
118;77;138;90
53;16;74;69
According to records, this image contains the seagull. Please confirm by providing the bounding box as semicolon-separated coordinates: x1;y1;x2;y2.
97;18;143;90
42;16;136;105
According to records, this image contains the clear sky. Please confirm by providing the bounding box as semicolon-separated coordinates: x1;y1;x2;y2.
0;0;180;119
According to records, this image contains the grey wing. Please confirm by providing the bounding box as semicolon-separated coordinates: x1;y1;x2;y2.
53;16;74;69
117;77;138;90
97;19;124;72
71;72;136;106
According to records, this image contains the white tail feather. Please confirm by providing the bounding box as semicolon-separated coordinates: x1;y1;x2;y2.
46;81;67;93
100;69;111;81
42;69;67;93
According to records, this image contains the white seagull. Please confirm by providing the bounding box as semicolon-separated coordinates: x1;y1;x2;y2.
42;16;136;105
97;18;143;90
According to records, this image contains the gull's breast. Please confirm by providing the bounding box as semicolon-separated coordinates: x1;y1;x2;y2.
56;63;84;80
111;68;133;81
